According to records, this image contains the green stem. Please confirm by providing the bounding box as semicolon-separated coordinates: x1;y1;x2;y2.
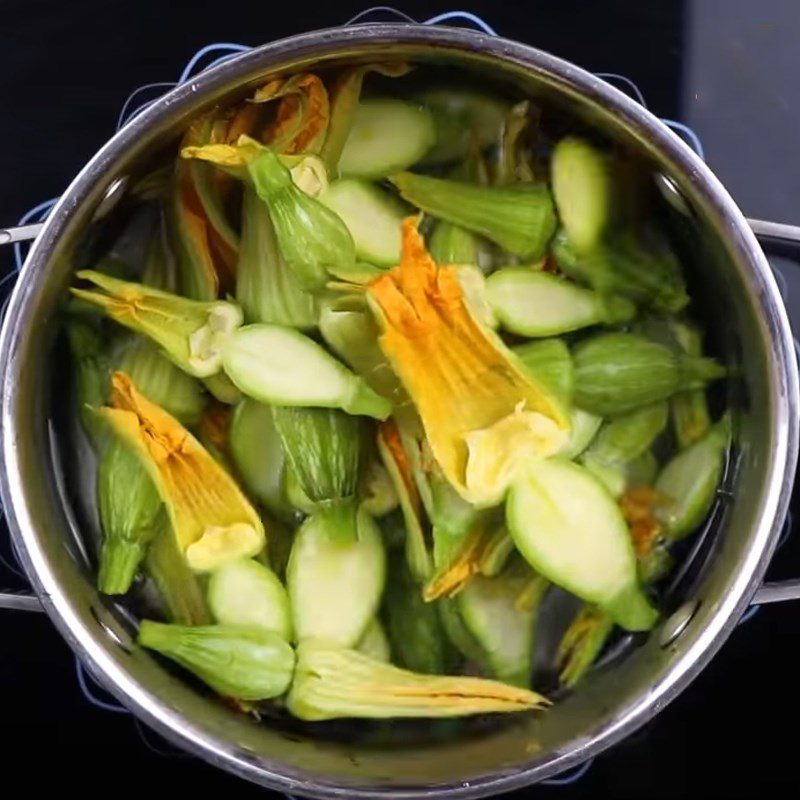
98;540;146;595
681;356;727;388
343;378;393;420
314;497;360;543
144;525;211;626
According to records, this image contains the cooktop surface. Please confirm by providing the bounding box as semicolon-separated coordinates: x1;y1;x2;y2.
1;2;799;797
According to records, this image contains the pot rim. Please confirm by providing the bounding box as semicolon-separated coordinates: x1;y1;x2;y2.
1;23;797;798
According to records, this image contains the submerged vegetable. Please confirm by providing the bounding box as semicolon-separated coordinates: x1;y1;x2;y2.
458;561;543;687
654;414;731;539
338;98;436;179
553;228;689;313
229;399;293;521
507;458;657;631
478;525;516;577
97;436;164;595
557;605;615;688
494;100;538;185
488;268;635;337
385;555;453;674
573;332;725;416
67;320;111;447
229;399;293;522
361;457;399;517
287;508;386;648
391;172;557;259
221;324;392;420
424;466;495;601
145;523;211;625
414;87;510;165
139;621;295;700
71;272;243;378
357;619;392;662
287;642;548;720
377;419;432;582
97;372;265;572
551;137;611;252
669;321;712;448
208;558;292;641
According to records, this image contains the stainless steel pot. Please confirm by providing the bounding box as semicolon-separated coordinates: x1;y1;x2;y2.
1;22;800;798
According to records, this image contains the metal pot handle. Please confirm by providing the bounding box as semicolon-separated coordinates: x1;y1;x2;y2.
747;218;800;246
745;219;800;604
2;222;800;611
0;223;45;245
0;590;42;612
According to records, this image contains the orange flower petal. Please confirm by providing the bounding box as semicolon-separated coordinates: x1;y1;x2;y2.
254;74;330;156
99;372;265;572
367;219;569;504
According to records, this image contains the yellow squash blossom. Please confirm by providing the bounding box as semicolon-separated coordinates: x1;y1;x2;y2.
181;135;328;197
174;114;240;298
70;271;242;378
367;218;569;506
377;419;432;581
97;372;265;572
423;525;489;601
253;73;330;156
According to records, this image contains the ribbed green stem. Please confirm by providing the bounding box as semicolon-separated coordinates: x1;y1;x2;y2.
391;171;556;258
248;151;356;292
680;356;727;388
605;582;659;632
343;377;393;420
478;527;515;577
144;525;211;626
98;539;146;595
314;497;360;543
429;221;479;265
138;621;295;701
557;609;615;689
236;186;317;329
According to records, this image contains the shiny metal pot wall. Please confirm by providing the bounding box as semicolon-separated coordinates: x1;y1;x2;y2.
1;24;799;799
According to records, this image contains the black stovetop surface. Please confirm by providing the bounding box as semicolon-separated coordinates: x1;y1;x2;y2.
2;1;800;797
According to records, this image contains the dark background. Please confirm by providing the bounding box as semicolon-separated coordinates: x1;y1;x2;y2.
2;1;800;797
